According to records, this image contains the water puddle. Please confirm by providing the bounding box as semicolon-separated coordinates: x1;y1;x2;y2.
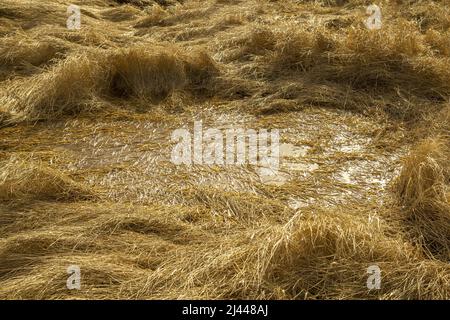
8;107;406;209
257;143;318;185
280;143;310;157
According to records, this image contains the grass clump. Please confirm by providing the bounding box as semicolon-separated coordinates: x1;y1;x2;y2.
1;53;105;121
394;138;450;260
1;45;220;121
0;157;96;201
108;46;187;101
0;32;66;69
182;49;220;94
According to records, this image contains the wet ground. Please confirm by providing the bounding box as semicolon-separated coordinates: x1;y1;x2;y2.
0;105;408;212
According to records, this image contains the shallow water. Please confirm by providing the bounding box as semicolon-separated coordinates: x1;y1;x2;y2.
1;107;406;209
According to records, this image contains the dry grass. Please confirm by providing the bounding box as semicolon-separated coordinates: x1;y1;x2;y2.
134;5;168;27
0;157;96;201
108;46;187;101
263;24;450;107
1;45;220;120
0;0;449;300
262;209;449;299
394;138;450;260
0;31;66;69
1;54;105;121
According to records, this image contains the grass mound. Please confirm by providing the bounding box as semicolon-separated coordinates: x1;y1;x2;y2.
102;5;142;22
0;110;11;127
133;5;168;27
1;53;105;121
394;138;450;259
261;209;449;299
0;157;96;201
263;209;410;299
182;49;220;94
108;46;187;101
1;45;220;121
127;208;449;299
237;22;450;118
266;25;450;98
0;32;66;72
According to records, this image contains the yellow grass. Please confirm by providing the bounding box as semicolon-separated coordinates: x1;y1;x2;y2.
0;0;449;300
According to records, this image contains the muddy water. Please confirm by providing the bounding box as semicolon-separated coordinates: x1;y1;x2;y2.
3;107;407;209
